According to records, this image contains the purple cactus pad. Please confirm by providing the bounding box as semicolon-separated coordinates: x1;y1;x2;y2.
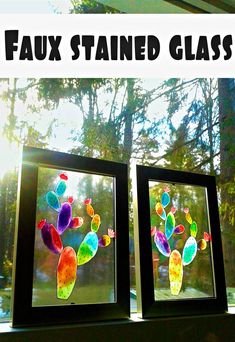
57;202;72;235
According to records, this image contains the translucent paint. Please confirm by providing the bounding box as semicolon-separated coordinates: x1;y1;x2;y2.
46;191;61;211
34;168;115;306
59;172;68;180
190;221;197;237
174;224;185;234
108;228;116;238
98;235;111;247
55;180;67;197
197;239;207;250
161;191;170;207
57;202;72;235
86;203;94;217
40;222;63;254
155;202;166;220
150;184;210;297
165;212;175;240
57;246;77;300
91;214;101;233
69;217;84;229
204;232;212;242
169;250;183;296
151;226;157;236
182;236;197;266
77;232;99;266
154;230;171;257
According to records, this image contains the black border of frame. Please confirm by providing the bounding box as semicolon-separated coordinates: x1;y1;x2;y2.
12;146;130;327
135;165;227;318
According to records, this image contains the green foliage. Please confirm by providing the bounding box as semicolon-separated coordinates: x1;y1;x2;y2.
161;78;219;174
1;78;56;147
164;123;199;171
162;78;189;119
37;78;105;107
2;258;13;284
0;170;18;287
71;0;120;13
76;116;123;160
220;179;235;233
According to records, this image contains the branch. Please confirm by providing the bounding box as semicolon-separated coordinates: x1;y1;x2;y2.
130;78;199;118
150;120;219;165
190;152;220;171
15;79;40;94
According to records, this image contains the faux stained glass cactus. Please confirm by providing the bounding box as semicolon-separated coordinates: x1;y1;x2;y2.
35;171;115;302
150;184;212;297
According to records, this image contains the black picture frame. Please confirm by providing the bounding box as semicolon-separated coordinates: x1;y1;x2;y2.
134;165;227;318
12;146;130;327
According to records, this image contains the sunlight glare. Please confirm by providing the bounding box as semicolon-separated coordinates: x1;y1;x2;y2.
0;137;20;179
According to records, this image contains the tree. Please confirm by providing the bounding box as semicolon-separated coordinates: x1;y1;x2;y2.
155;78;219;173
218;79;235;287
2;78;55;148
0;171;17;285
70;0;120;13
164;123;199;171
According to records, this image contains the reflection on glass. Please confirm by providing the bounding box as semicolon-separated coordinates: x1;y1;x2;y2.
149;181;215;301
33;167;116;306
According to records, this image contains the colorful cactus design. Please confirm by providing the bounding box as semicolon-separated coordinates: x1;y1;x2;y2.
151;186;211;296
36;172;115;300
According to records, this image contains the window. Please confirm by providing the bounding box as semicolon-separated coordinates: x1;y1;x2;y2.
0;77;235;322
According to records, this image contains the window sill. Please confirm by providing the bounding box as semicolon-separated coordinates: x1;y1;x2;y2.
0;310;235;341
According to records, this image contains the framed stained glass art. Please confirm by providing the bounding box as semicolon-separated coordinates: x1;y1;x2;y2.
134;165;227;318
12;146;129;327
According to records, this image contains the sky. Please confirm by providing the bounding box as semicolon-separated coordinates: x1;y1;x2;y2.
0;80;84;178
0;1;72;13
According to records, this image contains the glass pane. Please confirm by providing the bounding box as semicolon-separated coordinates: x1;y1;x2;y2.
149;181;215;301
33;167;115;306
0;170;18;321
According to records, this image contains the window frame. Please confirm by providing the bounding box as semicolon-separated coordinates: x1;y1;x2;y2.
11;146;130;327
134;165;227;318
